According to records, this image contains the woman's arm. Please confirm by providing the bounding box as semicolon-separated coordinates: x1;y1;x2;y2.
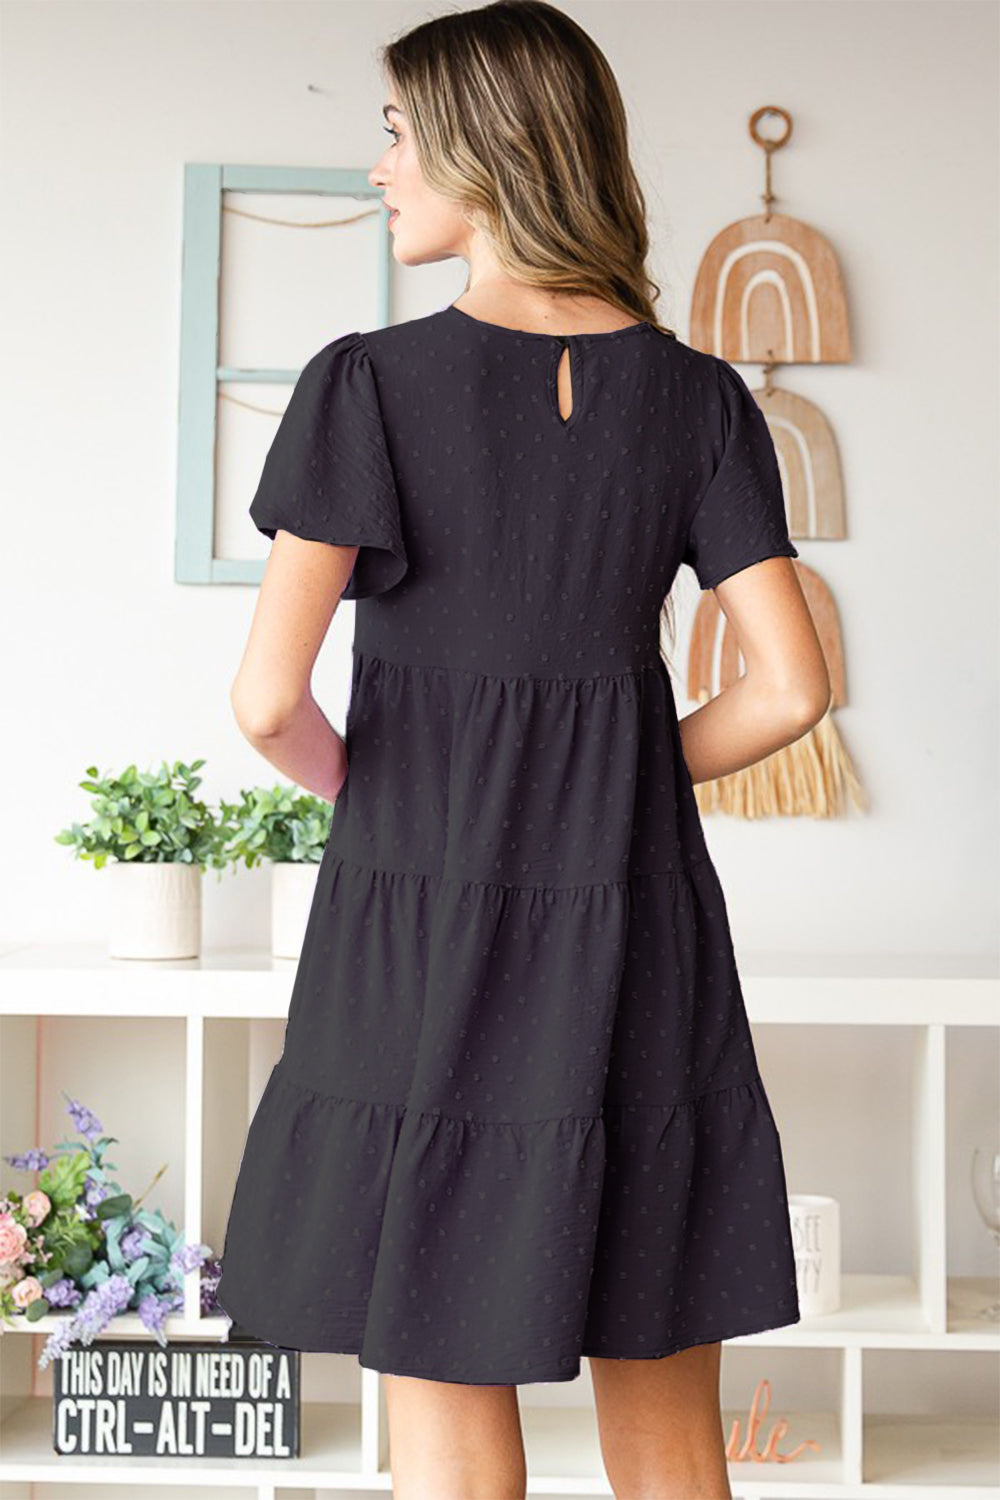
231;531;361;801
678;556;831;786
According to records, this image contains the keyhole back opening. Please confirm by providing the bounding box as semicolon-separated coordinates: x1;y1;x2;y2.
557;344;573;424
552;340;584;430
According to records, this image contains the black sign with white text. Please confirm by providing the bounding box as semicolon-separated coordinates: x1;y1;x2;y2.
52;1340;300;1458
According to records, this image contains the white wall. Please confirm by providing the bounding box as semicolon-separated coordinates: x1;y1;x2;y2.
3;0;997;961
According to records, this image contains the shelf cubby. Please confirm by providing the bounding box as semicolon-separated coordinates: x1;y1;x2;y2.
0;944;995;1498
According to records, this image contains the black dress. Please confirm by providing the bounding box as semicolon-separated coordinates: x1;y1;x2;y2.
215;303;802;1385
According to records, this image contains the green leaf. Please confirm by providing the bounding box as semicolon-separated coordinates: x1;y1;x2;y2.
95;1193;133;1220
39;1151;91;1208
126;1256;150;1284
63;1241;94;1277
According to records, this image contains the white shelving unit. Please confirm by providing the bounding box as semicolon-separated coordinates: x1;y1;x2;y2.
1;943;997;1499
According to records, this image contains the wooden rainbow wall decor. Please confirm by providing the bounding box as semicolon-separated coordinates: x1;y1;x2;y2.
757;384;846;540
689;106;852;366
684;105;864;817
690;211;852;366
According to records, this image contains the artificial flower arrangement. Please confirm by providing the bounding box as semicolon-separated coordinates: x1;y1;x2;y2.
0;1094;215;1369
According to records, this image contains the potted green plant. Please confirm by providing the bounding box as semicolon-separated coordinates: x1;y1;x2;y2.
55;759;234;960
221;785;333;957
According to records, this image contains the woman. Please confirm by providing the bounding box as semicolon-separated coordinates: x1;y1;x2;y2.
216;2;830;1496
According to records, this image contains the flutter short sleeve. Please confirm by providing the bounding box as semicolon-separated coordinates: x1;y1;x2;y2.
249;329;408;600
683;359;799;591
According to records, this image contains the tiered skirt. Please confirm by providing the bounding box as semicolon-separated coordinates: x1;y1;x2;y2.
215;651;800;1383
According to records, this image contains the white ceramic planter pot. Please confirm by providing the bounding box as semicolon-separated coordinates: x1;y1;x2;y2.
106;861;202;960
270;860;321;959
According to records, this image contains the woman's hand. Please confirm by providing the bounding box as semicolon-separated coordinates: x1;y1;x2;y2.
236;700;349;802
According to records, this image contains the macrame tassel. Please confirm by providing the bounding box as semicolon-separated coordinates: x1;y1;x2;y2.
693;704;866;819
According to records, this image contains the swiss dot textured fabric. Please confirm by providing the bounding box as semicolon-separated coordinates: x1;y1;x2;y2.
215;305;801;1385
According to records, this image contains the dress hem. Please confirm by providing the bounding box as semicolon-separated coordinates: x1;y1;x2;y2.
214;1289;801;1386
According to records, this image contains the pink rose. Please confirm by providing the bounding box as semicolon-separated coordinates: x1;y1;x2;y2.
0;1214;27;1263
11;1275;43;1309
22;1191;51;1227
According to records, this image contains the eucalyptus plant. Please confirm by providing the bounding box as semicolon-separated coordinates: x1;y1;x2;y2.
220;784;333;867
54;759;236;871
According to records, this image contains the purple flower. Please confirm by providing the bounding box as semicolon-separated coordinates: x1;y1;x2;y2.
69;1274;133;1345
199;1257;225;1317
170;1242;210;1277
136;1289;183;1345
37;1314;76;1370
38;1275;132;1369
120;1226;150;1261
4;1149;51;1172
46;1278;83;1309
79;1176;110;1219
65;1097;103;1142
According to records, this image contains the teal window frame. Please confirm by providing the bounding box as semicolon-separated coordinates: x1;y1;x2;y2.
175;163;392;584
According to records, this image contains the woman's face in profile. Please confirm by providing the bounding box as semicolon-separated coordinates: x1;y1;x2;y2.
369;96;469;267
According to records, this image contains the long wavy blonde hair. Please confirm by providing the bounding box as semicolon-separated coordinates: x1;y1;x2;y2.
379;0;680;654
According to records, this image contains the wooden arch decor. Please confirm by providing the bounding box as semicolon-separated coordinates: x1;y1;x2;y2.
755;386;847;540
690;212;852;365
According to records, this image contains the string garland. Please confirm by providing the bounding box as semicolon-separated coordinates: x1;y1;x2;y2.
222;203;380;230
216;202;380;415
220;391;285;417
